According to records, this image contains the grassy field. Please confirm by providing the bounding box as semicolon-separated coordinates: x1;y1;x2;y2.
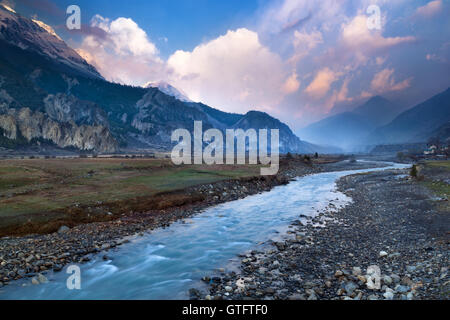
422;160;450;202
0;157;262;235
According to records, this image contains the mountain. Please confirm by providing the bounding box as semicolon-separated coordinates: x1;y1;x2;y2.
231;111;315;153
0;6;315;155
0;5;101;79
352;96;400;126
144;81;192;103
428;121;450;144
368;88;450;144
300;96;400;151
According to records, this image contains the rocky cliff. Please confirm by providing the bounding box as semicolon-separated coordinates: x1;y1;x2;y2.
0;107;117;152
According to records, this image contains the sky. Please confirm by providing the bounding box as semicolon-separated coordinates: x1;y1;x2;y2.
3;0;450;133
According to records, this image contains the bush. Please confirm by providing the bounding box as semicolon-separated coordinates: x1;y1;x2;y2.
410;164;418;178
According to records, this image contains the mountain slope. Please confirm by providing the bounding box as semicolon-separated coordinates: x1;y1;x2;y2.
300;96;400;151
0;5;102;79
352;96;400;126
0;5;314;154
368;88;450;144
144;81;192;103
232;111;316;153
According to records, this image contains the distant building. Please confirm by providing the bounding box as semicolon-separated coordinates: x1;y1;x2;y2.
424;145;438;155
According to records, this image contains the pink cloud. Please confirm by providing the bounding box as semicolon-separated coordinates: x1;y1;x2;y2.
304;68;339;99
370;68;412;93
415;0;443;18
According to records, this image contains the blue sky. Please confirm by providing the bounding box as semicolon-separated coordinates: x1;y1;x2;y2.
6;0;450;131
13;0;269;57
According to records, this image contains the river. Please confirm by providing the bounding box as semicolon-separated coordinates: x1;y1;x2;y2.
0;161;409;300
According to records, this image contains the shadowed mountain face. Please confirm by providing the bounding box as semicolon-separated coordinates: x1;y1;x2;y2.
300;96;400;151
0;5;315;154
368;88;450;145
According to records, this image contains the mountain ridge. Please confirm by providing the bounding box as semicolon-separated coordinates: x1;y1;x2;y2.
299;96;400;151
368;87;450;145
0;7;317;154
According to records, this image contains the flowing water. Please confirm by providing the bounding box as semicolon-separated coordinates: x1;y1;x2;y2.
0;161;409;300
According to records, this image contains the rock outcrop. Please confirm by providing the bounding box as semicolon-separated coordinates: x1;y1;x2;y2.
44;93;109;127
0;107;118;152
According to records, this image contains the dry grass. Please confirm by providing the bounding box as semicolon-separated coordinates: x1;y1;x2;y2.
0;157;261;236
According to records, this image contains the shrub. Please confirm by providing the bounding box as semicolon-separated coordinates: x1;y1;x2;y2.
410;164;418;178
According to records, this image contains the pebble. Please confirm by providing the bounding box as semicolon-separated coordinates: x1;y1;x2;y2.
379;251;388;258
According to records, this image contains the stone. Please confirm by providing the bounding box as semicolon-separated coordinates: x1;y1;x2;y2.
288;293;306;300
357;275;367;283
31;277;39;285
406;266;416;273
224;286;233;292
395;285;410;293
37;273;48;284
345;282;358;295
352;267;362;276
379;251;388;258
391;274;401;283
307;292;317;300
58;226;70;234
383;291;394;300
334;270;344;277
382;275;393;285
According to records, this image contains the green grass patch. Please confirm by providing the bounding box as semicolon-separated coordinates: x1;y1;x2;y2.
424;160;450;170
0;158;261;219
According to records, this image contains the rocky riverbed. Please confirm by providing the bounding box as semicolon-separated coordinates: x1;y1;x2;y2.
0;157;332;288
203;168;449;300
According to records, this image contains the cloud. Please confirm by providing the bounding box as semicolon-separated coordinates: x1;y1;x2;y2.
341;15;415;55
426;53;447;63
77;15;165;85
415;0;443;18
304;68;339;99
370;68;412;93
282;71;300;94
290;29;323;64
167;28;291;113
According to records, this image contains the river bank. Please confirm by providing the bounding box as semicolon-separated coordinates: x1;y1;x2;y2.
205;166;449;300
0;156;357;288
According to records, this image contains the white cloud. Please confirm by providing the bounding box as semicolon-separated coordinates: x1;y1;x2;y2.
167;28;291;113
341;15;415;55
290;29;323;64
415;0;443;18
77;15;165;85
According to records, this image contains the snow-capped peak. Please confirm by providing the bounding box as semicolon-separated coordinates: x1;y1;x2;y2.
1;4;15;13
144;81;193;103
32;19;62;41
0;5;102;79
